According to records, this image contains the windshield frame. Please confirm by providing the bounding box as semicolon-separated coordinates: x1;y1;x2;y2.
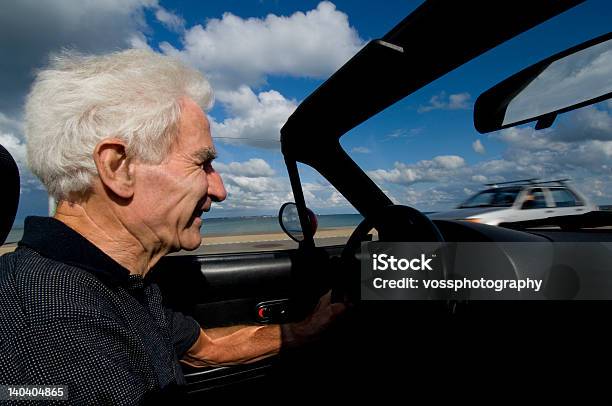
279;1;586;244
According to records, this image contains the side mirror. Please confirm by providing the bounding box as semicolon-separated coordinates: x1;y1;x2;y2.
278;202;318;242
475;32;612;133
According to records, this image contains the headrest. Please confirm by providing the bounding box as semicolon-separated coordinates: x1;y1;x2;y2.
0;144;20;246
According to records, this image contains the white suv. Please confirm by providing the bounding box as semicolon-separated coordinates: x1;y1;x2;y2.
429;179;597;227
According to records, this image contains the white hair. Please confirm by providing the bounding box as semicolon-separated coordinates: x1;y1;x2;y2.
24;49;213;200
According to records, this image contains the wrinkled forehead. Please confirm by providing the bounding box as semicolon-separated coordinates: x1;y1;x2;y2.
172;98;216;158
179;97;211;135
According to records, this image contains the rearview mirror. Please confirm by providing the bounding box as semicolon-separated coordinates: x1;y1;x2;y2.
475;32;612;133
278;202;318;242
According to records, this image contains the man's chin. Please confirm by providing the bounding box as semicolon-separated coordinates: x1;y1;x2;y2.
182;234;202;251
174;216;203;251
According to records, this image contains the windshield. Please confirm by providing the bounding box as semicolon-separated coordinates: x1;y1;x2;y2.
339;1;610;228
459;188;521;208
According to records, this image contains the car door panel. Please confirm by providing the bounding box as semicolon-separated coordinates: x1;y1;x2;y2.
151;247;339;323
149;245;342;394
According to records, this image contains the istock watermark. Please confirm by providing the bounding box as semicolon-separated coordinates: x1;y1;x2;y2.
372;253;434;271
360;242;612;300
372;276;542;292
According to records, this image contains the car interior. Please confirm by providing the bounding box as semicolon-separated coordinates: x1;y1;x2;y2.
2;0;612;399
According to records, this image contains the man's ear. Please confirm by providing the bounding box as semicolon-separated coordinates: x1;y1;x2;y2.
93;139;134;199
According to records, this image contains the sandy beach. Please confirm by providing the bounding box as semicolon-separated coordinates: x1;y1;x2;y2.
0;227;356;256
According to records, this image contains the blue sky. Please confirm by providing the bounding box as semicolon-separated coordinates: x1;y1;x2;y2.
1;0;611;224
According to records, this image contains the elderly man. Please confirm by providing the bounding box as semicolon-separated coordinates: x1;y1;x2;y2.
0;50;344;403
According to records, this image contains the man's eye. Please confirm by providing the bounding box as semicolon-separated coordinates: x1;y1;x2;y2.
201;162;212;171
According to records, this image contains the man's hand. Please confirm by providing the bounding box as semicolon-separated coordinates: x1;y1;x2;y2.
281;290;347;349
182;291;347;367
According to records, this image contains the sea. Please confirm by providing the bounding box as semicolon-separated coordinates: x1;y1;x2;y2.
4;213;364;244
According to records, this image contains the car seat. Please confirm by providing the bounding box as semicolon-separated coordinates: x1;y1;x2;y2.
0;144;20;245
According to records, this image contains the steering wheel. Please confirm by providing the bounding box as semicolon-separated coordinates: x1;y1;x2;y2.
333;205;446;303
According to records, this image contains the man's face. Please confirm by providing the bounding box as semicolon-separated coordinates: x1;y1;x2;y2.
130;98;227;252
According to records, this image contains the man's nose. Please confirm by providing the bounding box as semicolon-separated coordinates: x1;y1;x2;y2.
208;170;227;203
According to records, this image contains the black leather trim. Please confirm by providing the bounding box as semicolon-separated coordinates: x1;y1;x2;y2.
0;144;19;245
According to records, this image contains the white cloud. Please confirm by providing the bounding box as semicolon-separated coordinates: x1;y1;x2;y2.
409;127;424;136
368;155;466;186
154;6;185;32
225;176;286;193
552;105;612;142
490;112;612;175
433;155;465;169
448;93;471;109
161;1;364;90
351;146;371;154
216;158;276;177
211;158;352;212
491;126;567;152
217;175;351;212
0;112;23;135
158;2;363;150
303;182;351;209
0;112;46;196
0;133;26;165
220;182;291;211
328;190;347;205
472;139;486;154
401;187;457;209
128;32;153;50
211;157;289;210
369;149;555;192
0;112;27;167
211;86;298;148
384;127;424;140
418;91;471;113
368;166;415;185
386;129;405;138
